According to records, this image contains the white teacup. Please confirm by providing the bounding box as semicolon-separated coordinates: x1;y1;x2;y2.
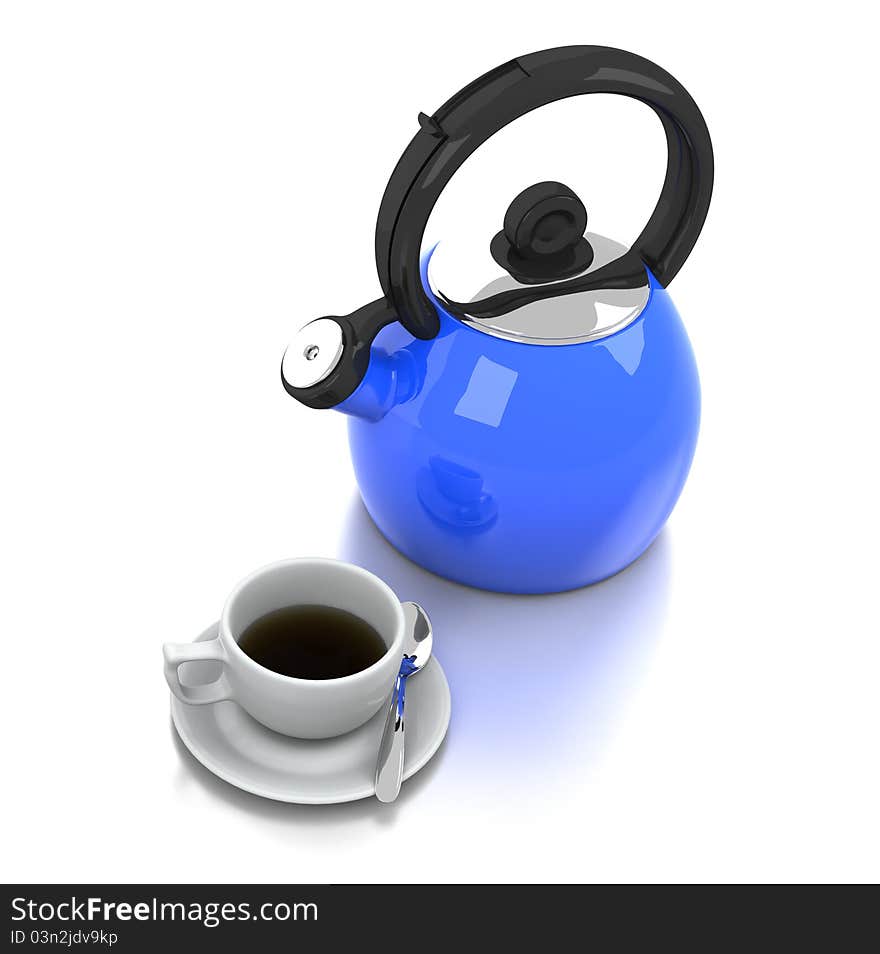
163;558;405;739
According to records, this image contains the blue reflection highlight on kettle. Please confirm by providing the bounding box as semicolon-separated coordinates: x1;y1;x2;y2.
417;456;498;534
453;356;518;428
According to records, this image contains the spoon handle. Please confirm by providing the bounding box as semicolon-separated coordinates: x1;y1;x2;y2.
374;659;416;802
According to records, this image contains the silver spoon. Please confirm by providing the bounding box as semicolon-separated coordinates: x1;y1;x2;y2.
374;601;433;803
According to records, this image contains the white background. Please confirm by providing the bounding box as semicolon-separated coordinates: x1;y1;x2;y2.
2;1;878;884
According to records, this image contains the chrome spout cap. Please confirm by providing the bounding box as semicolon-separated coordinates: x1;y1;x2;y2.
282;319;344;390
281;298;396;410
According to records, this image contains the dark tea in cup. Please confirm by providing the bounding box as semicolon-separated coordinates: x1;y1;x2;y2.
237;604;386;680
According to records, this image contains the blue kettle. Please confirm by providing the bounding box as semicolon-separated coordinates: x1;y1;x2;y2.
282;46;713;594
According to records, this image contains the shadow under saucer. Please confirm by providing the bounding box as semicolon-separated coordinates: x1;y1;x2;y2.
170;717;448;826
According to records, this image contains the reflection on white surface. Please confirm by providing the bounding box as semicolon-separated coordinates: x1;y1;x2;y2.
338;495;672;782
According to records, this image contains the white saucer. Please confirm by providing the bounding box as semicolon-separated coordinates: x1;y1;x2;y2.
170;623;451;804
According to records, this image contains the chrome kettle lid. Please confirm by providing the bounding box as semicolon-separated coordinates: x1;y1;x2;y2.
427;200;650;346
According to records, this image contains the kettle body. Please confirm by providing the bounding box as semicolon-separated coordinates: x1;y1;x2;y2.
340;267;699;593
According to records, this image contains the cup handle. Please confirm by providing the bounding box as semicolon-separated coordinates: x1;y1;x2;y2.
163;636;232;705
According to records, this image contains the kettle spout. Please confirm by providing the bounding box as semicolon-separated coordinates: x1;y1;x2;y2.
336;344;417;422
282;298;410;415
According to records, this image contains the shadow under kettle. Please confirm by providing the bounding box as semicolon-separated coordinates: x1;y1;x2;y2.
338;494;672;779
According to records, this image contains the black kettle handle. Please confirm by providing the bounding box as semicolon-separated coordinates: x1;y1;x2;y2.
283;47;713;408
375;45;714;340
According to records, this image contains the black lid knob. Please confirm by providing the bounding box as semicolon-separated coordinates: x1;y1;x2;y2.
490;181;594;284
